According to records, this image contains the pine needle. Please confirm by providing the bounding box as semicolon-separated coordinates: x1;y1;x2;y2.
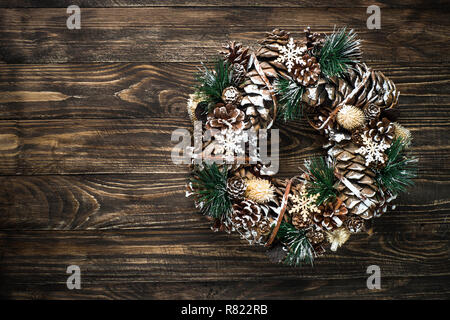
274;77;304;121
194;58;237;110
304;157;337;205
190;162;232;219
277;222;315;267
318;27;362;78
376;138;417;195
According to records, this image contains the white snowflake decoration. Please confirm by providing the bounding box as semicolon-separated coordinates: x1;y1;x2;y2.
214;129;248;163
276;37;305;72
356;134;390;166
289;185;320;218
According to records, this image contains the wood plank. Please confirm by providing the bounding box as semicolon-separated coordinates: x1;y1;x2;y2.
0;229;448;285
0;63;448;120
0;0;446;9
0;8;448;63
0;118;448;176
0;118;191;175
1;276;449;299
0;175;448;231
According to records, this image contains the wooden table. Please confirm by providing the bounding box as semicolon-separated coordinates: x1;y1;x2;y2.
0;1;449;299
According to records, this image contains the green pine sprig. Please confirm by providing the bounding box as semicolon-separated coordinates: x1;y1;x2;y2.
376;138;417;195
277;222;315;267
274;77;305;121
190;162;232;219
304;157;337;205
194;57;237;111
317;27;362;78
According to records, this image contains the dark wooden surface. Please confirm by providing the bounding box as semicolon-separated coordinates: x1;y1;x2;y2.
0;1;449;300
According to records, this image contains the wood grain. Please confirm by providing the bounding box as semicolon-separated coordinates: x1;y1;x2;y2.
0;1;448;300
0;117;447;176
0;63;448;120
0;175;447;231
2;276;449;300
0;230;447;284
0;0;447;9
0;8;448;63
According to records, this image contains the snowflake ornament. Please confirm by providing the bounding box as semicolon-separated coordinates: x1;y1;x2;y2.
289;185;320;219
277;38;306;72
356;134;389;166
214;129;248;163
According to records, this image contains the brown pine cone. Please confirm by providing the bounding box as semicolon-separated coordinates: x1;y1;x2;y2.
221;41;251;68
345;215;365;233
306;229;326;256
302;63;399;111
292;212;312;229
256;28;292;77
351;127;365;145
260;28;290;45
205;103;245;132
304;27;325;51
292;54;321;86
313;198;348;231
364;117;395;146
363;103;381;121
228;199;271;245
222;86;241;104
329;141;379;219
233;163;267;180
306;229;325;245
226;176;246;200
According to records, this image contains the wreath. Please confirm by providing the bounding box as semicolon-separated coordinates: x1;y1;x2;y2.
185;27;417;267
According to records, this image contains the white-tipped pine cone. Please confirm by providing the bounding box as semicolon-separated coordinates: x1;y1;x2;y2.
227;200;272;245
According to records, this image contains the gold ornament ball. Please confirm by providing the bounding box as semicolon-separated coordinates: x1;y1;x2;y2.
336;104;365;130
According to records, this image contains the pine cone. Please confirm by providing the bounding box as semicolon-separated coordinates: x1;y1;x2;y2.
313;198;348;231
363;103;381;121
345;215;365;233
306;229;326;256
306;229;325;244
329;141;379;219
228;199;271;245
304;26;325;51
303;63;399;111
227;177;246;200
364;117;395;146
205;103;245;132
260;28;291;45
221;41;251;69
233;163;268;180
240;71;275;131
222;86;241;104
292;212;312;229
231;63;247;85
291;54;321;86
256;29;292;77
351;127;365;145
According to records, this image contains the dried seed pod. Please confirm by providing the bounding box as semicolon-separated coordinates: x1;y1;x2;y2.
336;105;365;131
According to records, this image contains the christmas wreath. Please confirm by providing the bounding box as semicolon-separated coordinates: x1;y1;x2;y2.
185;27;416;267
